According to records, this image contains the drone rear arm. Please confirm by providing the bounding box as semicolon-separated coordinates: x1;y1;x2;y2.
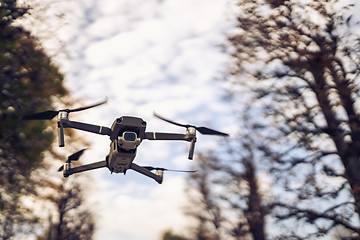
130;163;163;184
64;160;108;177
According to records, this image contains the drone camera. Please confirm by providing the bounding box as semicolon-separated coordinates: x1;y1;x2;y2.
123;131;137;141
118;131;141;150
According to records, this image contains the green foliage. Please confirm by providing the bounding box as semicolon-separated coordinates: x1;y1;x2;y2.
0;1;67;173
0;0;68;237
0;2;97;240
161;229;187;240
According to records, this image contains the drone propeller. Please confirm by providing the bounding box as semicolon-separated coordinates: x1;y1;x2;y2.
57;149;87;172
23;98;107;120
153;112;228;136
143;166;197;173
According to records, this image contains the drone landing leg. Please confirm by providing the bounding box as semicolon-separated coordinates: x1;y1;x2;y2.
188;138;196;160
130;163;163;184
58;122;65;147
64;160;108;177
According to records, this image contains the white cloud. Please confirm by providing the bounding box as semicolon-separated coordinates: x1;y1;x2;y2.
43;0;236;239
92;176;190;240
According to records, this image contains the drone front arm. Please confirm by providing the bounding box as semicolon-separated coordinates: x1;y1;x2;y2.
130;163;163;184
144;132;197;160
64;160;108;177
144;132;192;141
62;120;112;136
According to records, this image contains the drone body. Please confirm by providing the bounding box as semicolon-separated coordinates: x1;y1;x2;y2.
108;116;146;174
23;99;228;184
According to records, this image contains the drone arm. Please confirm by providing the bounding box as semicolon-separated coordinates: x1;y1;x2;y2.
130;163;163;184
144;132;196;160
62;120;112;136
144;132;192;141
64;160;108;177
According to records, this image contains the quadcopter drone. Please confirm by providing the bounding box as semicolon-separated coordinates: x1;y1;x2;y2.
23;99;228;184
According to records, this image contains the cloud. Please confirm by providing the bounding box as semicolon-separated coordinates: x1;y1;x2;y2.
47;0;236;239
92;176;190;240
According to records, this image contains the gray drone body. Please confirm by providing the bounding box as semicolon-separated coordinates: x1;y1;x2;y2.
23;99;228;184
108;116;145;174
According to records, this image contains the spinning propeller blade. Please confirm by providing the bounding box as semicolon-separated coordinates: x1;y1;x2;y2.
68;98;108;113
58;149;87;172
23;98;107;120
67;148;87;161
153;112;228;136
57;166;64;172
153;113;188;128
143;166;197;173
22;110;59;120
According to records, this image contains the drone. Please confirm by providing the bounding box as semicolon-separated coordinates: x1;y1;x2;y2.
23;98;228;184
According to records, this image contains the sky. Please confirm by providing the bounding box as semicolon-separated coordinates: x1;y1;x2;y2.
20;0;360;239
36;0;236;239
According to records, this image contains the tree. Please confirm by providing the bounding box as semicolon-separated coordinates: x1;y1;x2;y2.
0;1;96;239
43;179;95;240
227;0;360;238
184;154;225;240
221;125;267;240
184;132;268;240
1;1;67;237
161;229;187;240
34;177;96;240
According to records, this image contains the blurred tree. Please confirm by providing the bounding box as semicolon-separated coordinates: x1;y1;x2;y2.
1;0;66;237
161;229;187;240
35;178;95;240
184;154;224;240
221;127;267;240
0;1;95;239
184;121;268;240
54;181;95;240
227;0;360;238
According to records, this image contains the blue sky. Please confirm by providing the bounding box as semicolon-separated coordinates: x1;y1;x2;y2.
46;0;236;239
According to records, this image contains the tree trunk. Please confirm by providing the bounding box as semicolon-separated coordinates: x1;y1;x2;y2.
310;57;360;226
244;160;266;240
